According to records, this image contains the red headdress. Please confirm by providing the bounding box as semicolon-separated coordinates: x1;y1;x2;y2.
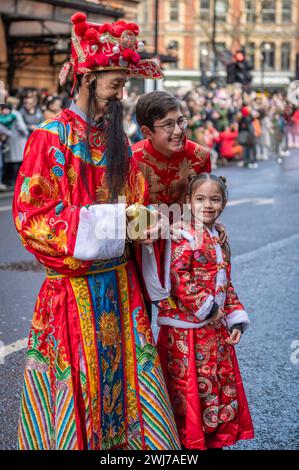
59;12;164;93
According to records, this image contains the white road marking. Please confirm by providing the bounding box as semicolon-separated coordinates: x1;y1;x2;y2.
0;205;12;212
227;197;274;207
0;337;28;361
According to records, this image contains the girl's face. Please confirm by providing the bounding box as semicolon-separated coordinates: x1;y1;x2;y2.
187;180;224;229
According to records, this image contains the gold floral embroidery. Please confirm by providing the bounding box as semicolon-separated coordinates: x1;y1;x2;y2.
70;277;102;443
67;166;77;187
63;257;85;270
19;174;59;208
117;267;140;426
24;216;68;255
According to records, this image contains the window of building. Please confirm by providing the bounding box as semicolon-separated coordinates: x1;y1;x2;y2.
282;0;292;23
143;1;149;24
216;0;228;22
261;42;275;70
199;0;210;20
261;1;276;23
245;42;255;69
170;1;179;21
281;42;291;70
168;40;179;51
215;42;226;70
245;0;256;23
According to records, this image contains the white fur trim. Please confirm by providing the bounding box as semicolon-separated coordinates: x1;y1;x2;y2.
226;309;250;332
157;317;211;329
211;225;227;308
194;294;215;320
142;239;171;301
180;230;196;249
73;204;126;261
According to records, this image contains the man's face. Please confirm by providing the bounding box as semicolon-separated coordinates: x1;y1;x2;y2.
144;108;186;157
93;71;127;115
24;98;34;110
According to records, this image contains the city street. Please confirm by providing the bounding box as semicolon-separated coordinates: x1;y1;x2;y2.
0;150;298;450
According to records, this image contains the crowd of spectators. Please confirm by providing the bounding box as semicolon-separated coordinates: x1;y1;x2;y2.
124;84;299;170
0;88;66;190
0;83;298;191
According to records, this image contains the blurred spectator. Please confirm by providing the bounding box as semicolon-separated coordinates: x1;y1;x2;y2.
238;107;256;168
20;96;43;134
251;110;263;162
5;96;29;186
290;107;299;148
260;110;272;160
124;106;143;144
0;123;12;191
204;120;220;169
272;112;286;164
43;95;63;120
219;123;243;162
0;103;16;129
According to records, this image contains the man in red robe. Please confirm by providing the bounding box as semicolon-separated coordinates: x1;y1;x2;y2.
13;12;180;451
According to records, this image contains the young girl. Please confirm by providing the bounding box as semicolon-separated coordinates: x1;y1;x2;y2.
157;173;254;450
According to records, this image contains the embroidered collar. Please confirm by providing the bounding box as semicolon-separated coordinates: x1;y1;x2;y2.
143;136;188;162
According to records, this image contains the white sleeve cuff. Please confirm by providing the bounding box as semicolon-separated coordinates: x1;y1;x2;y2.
141;239;171;301
226;309;250;332
194;294;215;321
73;204;126;261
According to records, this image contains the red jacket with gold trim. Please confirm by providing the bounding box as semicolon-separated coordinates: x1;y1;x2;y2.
132;138;211;206
158;224;250;331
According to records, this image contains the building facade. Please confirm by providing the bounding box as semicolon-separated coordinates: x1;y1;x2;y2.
0;0;141;93
137;0;299;89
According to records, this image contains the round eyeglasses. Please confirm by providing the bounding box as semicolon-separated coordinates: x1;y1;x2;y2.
152;117;188;134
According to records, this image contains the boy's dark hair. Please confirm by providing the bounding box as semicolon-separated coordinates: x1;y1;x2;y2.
136;91;180;130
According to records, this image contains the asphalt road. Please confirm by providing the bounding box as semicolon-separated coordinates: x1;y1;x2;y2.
0;150;298;450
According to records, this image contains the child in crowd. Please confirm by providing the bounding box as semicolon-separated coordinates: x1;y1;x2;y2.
219;123;243;161
157;173;254;450
0;104;16;129
0;104;15;190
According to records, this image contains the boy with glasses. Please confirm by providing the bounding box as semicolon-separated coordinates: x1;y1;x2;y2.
133;91;211;207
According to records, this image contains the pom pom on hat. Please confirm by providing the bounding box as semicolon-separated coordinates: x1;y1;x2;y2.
71;12;87;24
131;51;141;65
126;23;139;35
110;53;120;64
74;22;88;37
100;24;113;34
122;48;141;65
115;20;126;26
85;27;100;43
113;23;127;37
96;53;110;67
